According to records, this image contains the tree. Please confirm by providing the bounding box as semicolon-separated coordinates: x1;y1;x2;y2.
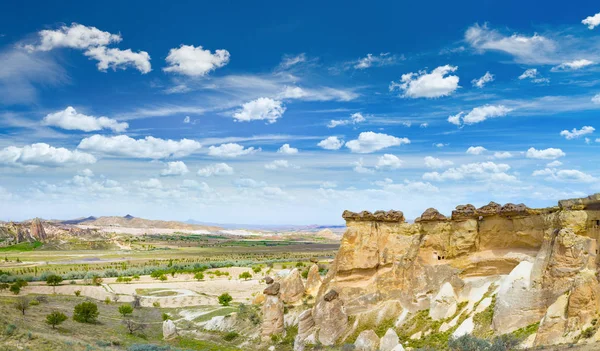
0;283;9;291
119;304;133;317
194;272;204;281
239;272;252;281
46;274;63;293
218;292;233;306
74;290;81;297
92;276;103;286
122;319;146;335
46;311;67;329
73;301;99;323
9;283;20;295
14;296;29;315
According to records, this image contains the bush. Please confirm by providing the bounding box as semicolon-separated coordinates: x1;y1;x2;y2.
162;313;170;321
194;272;204;281
218;293;233;306
46;311;68;329
4;324;16;336
119;304;134;317
223;331;239;341
74;290;81;297
46;274;63;287
9;283;20;295
238;303;261;325
92;276;103;286
153;301;161;307
29;299;40;306
239;272;252;280
73;301;99;323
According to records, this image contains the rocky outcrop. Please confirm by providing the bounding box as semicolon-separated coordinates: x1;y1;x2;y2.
294;310;316;351
262;282;284;338
305;264;322;297
354;329;379;351
162;319;177;339
280;268;305;304
307;193;600;349
379;328;400;351
30;218;47;241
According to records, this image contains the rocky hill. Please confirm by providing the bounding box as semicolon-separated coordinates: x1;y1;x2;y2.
269;193;600;350
78;215;221;231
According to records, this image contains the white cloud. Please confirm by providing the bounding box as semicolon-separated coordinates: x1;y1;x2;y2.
78;168;94;177
277;144;298;154
197;163;234;177
471;71;494;88
424;156;453;169
317;136;344;150
517;68;549;83
232;98;285;124
390;65;460;98
25;23;121;51
466;146;487;155
320;181;337;189
43;106;128;132
551;59;594;72
84;46;151;74
465;23;556;64
493;151;513;159
352;158;375;174
449;105;512;126
279;86;359;102
582;13;600;30
77;135;202;159
560;126;595;140
593;94;600;104
377;179;439;193
328;112;366;128
376;154;403;170
547;160;563;167
234;178;267;188
420;123;429;128
0;143;96;167
265;160;294;170
345;132;410;153
423;162;516;182
533;168;597;183
134;178;163;189
183;116;191;123
353;53;399;69
163;44;230;76
279;53;306;69
525;147;565;160
180;179;211;192
207;143;259;158
160;161;189;176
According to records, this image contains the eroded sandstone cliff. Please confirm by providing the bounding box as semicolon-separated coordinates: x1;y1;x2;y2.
293;194;600;349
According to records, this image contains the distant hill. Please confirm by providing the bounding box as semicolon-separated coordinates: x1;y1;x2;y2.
60;216;97;225
185;219;345;231
77;215;221;231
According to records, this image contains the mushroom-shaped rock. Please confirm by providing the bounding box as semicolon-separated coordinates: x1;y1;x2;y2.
500;203;528;215
30;218;47;241
452;204;477;219
429;282;458;320
323;289;338;302
262;292;285;339
354;330;380;351
415;208;447;222
162;319;177;340
477;202;501;215
294;309;316;351
264;282;281;296
379;328;400;351
313;290;348;345
265;276;274;284
305;264;322;297
342;210;405;222
280;268;305;304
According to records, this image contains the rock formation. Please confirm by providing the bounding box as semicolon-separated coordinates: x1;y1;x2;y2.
304;264;322;297
262;282;284;339
293;193;600;349
280;268;305;304
354;329;379;351
30;218;47;241
162;319;177;339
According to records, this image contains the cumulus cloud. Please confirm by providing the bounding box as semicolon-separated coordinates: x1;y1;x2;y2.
423;162;516;182
424;156;453;169
353;53;400;69
471;71;494;88
160;161;189;176
551;59;594;72
345;132;410;153
163;44;230;77
547;160;563;168
234;178;267;188
0;143;96;167
560;126;595;140
376;154;403;170
390;65;460;98
494;151;513;159
448;105;512;126
466;146;487;155
593;94;600;104
582;13;600;30
43;106;128;132
328;112;365;128
232;98;285;124
84;46;151;74
525;147;565;160
207;143;259;158
376;179;439;193
465;23;556;64
277;144;298;154
197;163;234;177
25;23;121;51
317;136;344;150
265;160;294;170
352;158;375;174
533;168;597;183
183;116;191;123
77;135;202;159
518;68;549;83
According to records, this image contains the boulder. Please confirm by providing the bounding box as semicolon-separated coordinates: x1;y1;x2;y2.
415;208;447;222
477;202;501;216
354;330;379;351
305;264;322;297
281;268;305;304
323;289;338;301
379;328;400;351
162;319;177;340
264;282;280;296
265;276;274;284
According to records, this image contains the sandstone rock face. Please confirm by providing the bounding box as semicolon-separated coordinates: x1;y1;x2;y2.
354;329;379;351
262;282;284;339
162;319;177;339
280;268;305;304
305;264;322;297
294;309;315;351
30;218;47;241
308;193;600;349
379;328;400;351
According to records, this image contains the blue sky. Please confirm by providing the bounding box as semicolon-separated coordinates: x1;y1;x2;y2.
1;1;600;224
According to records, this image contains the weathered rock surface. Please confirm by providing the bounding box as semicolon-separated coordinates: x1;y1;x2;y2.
280;268;305;304
305;264;322;297
262;283;284;338
354;329;379;351
312;289;348;345
379;328;400;351
416;208;447;222
162;319;177;339
30;218;47;241
429;282;458;320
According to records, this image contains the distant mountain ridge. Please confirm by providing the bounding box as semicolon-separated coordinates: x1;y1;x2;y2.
70;215;221;231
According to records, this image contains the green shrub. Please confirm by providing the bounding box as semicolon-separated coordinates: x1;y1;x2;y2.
4;324;16;336
74;290;82;297
119;304;134;317
218;293;233;306
46;311;68;329
223;331;239;341
73;301;99;323
239;272;252;280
